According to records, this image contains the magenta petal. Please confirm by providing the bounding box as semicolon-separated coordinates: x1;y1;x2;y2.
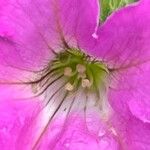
84;0;150;123
0;85;42;149
128;99;150;123
59;0;100;50
0;0;53;71
0;99;41;149
127;63;150;123
38;113;119;150
109;62;150;123
112;114;150;150
0;0;99;80
87;0;150;69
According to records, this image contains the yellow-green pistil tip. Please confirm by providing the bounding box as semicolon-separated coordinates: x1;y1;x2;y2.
51;48;109;92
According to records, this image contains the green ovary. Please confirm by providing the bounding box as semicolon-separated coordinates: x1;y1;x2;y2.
50;48;109;92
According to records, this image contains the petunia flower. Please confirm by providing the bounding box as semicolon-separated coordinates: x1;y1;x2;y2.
0;0;150;149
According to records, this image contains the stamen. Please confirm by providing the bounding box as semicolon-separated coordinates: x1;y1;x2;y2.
78;73;86;79
65;83;74;91
76;64;86;73
81;79;92;88
64;67;72;77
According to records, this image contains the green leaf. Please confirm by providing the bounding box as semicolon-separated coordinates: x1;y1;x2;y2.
100;0;136;22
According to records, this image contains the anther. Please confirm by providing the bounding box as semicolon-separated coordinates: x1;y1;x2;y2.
64;67;72;77
65;83;74;91
76;64;86;73
77;73;86;79
81;79;92;88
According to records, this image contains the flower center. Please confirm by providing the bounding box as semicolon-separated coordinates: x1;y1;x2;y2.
30;48;110;114
49;48;109;92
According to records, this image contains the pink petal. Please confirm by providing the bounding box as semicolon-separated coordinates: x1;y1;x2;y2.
38;113;119;150
59;0;100;51
0;0;99;80
0;99;41;149
0;83;42;149
128;98;150;123
84;0;150;124
109;62;150;123
0;0;52;71
127;63;150;123
87;0;150;69
112;113;150;150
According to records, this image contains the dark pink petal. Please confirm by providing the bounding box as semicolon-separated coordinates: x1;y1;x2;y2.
0;0;99;80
